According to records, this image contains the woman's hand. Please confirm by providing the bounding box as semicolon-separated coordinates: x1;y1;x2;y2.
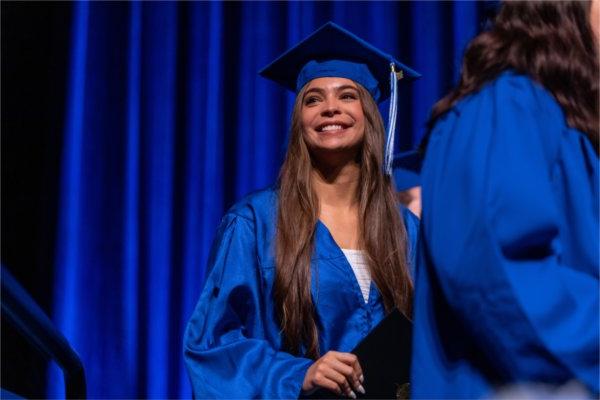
302;351;365;398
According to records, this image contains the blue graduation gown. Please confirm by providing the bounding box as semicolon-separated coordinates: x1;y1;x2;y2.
184;187;419;398
412;72;599;398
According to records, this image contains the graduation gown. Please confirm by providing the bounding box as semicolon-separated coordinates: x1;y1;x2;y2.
411;72;599;398
184;187;419;398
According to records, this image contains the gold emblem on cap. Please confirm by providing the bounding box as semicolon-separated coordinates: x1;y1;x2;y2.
390;63;404;81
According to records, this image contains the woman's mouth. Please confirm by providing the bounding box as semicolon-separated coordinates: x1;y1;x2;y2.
316;123;351;133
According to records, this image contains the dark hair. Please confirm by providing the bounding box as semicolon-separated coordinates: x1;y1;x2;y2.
274;83;413;359
427;0;599;151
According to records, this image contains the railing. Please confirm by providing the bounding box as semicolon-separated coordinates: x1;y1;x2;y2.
1;266;86;398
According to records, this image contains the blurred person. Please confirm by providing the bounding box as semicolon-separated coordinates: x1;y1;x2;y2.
411;1;599;398
393;150;423;218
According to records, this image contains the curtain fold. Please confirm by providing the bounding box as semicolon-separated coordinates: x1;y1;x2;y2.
50;2;488;397
122;1;141;396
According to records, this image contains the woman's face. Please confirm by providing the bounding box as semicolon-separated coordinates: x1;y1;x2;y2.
300;77;365;157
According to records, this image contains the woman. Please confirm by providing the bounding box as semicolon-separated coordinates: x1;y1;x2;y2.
412;1;599;398
184;22;420;398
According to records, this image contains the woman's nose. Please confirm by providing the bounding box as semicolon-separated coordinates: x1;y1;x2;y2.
320;97;341;117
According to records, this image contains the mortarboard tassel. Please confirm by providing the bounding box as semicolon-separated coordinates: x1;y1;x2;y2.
384;63;400;176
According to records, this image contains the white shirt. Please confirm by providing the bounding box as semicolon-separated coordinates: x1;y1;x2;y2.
341;249;371;303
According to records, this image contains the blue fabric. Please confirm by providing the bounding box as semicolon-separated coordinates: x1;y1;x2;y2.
50;2;488;397
260;21;420;103
184;187;419;398
392;150;422;191
411;72;599;398
298;60;381;101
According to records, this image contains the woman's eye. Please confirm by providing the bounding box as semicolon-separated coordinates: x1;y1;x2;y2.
341;93;357;100
304;96;320;105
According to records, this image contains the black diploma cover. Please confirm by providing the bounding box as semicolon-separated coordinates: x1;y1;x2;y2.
308;308;412;399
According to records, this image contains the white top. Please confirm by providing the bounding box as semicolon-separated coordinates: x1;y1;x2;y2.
341;249;371;303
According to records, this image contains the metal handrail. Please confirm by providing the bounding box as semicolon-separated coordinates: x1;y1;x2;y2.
1;266;86;399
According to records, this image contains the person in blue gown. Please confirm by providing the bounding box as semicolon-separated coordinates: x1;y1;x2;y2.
411;1;599;398
184;22;421;399
392;150;423;218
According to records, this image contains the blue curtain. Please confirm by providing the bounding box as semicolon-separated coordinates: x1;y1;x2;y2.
50;2;489;398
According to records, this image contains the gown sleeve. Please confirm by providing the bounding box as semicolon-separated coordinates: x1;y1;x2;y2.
183;212;312;398
400;206;420;278
421;75;599;391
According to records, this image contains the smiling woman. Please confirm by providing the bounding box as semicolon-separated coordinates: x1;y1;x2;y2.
301;78;365;156
183;22;421;399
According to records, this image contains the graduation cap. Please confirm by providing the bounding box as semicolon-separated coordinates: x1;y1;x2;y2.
392;150;422;191
259;22;421;175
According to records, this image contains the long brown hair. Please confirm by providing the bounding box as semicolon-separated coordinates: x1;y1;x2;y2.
427;0;599;151
274;83;413;359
